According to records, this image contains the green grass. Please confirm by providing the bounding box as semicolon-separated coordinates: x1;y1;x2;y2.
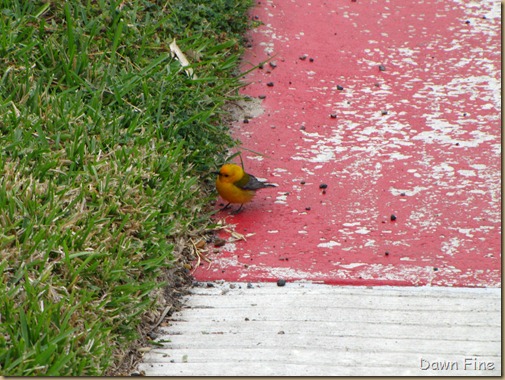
0;0;253;375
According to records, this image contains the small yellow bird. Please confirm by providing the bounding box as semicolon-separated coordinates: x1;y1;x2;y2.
215;163;276;212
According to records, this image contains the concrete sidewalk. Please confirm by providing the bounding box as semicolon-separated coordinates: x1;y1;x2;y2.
138;282;501;376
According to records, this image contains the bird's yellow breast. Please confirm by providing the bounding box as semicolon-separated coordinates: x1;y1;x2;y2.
215;179;256;204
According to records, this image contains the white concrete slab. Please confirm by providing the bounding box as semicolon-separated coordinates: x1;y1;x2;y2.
138;282;501;376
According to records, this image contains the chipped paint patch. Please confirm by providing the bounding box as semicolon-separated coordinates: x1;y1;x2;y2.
274;192;288;204
389;187;429;196
317;241;340;248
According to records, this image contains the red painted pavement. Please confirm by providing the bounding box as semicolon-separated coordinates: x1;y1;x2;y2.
194;0;501;287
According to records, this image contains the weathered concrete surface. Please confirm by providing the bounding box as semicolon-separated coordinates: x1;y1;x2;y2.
138;283;501;376
195;0;501;287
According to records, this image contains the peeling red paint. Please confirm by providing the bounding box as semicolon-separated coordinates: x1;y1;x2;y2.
194;0;501;287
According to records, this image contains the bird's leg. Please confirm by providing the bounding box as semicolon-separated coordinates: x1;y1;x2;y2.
220;202;231;211
232;204;244;214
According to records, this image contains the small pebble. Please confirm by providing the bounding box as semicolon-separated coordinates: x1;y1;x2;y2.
391;214;397;221
300;180;306;185
433;267;439;271
337;85;344;90
258;63;264;69
319;183;328;189
266;82;274;87
379;64;386;71
330;114;337;118
214;238;226;247
245;317;250;321
309;57;314;62
277;279;286;287
385;251;389;256
206;282;214;288
278;330;285;334
299;54;307;60
247;282;253;289
400;192;406;196
381;110;388;115
269;61;277;68
258;95;266;99
465;20;471;24
243;118;249;123
305;207;311;211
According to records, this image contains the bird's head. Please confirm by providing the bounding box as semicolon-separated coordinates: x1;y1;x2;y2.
215;163;244;183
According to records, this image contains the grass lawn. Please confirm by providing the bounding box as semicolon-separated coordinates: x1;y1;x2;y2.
0;0;253;375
